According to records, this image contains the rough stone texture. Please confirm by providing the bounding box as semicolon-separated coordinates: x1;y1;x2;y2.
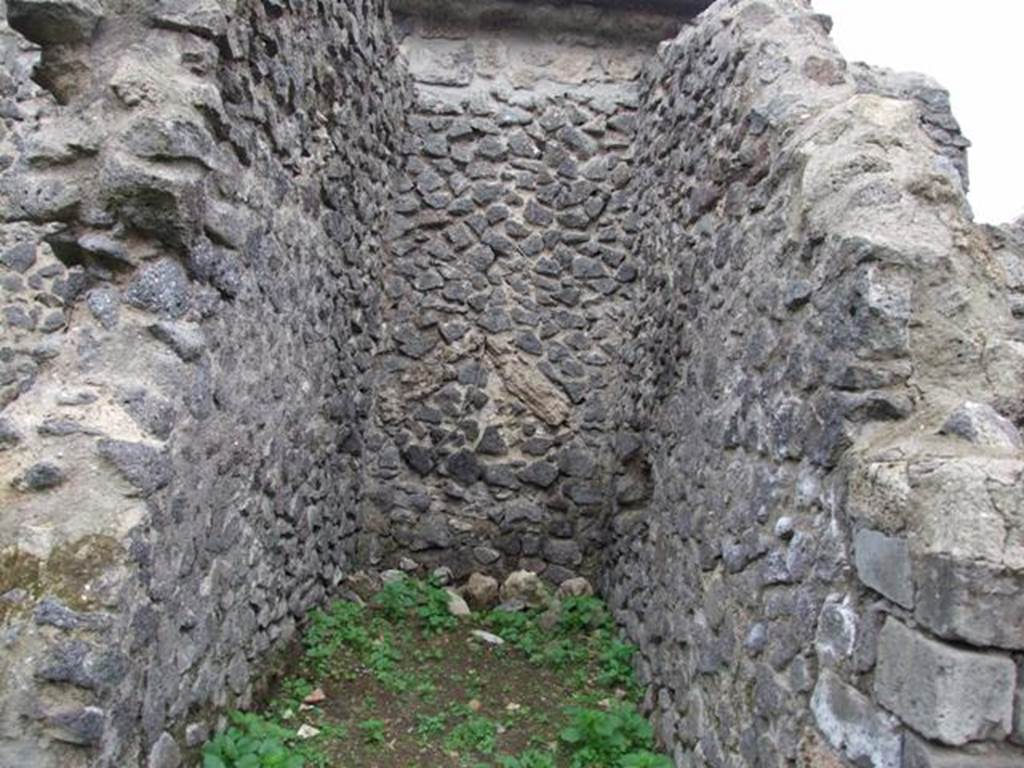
810;670;901;768
875;618;1016;746
903;732;1024;768
0;0;409;766
854;528;914;609
599;0;1024;766
2;0;1024;765
363;0;674;583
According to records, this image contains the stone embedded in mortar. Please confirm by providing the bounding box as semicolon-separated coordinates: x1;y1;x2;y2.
903;732;1024;768
939;401;1023;450
874;618;1016;745
6;0;103;44
914;554;1024;651
811;669;902;768
853;528;914;609
12;461;66;491
96;439;172;496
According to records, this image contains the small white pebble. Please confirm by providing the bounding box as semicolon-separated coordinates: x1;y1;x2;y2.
470;629;504;645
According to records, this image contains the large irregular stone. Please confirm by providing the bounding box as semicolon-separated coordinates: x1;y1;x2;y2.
96;439;173;496
44;706;105;745
853;528;914;609
499;570;547;607
147;731;182;768
810;669;901;768
6;0;104;44
490;352;570;428
903;732;1024;768
874;618;1015;745
460;573;498;611
915;554;1024;651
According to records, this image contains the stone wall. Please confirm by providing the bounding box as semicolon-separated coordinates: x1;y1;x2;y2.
603;1;1024;767
361;0;695;582
0;0;408;764
2;0;1023;765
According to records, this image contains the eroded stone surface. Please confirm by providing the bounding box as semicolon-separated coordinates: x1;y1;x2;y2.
874;618;1015;746
1;0;1022;765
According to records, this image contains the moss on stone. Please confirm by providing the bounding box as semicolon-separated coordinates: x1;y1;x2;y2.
0;535;124;624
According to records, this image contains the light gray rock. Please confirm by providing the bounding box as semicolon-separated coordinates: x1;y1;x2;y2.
555;577;594;599
940;401;1022;449
148;321;206;362
854;529;914;609
810;669;901;768
499;570;547;607
147;732;182;768
915;554;1024;651
874;618;1015;745
903;732;1024;768
445;589;471;617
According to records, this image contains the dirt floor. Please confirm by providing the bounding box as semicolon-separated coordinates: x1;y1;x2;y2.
200;577;672;768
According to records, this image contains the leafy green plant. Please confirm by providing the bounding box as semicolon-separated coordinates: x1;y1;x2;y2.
620;752;674;768
372;577;459;634
414;712;447;739
497;748;558;768
357;718;386;745
557;596;611;635
303;601;370;678
444;715;498;755
559;705;657;768
201;712;305;768
596;637;638;688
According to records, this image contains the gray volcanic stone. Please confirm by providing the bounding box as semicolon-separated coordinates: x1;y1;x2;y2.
96;439;172;496
147;731;183;768
86;288;120;329
36;640;127;690
518;461;558;488
402;445;435;475
445;450;482;485
811;669;901;768
13;461;66;491
914;555;1024;651
45;706;105;746
874;618;1015;745
903;732;1024;768
939;401;1022;449
0;243;36;273
853;528;914;609
475;426;507;455
125;259;190;318
7;0;103;44
0;419;23;451
148;321;206;362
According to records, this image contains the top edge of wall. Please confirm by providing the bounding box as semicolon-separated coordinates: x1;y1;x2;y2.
390;0;717;42
392;0;715;15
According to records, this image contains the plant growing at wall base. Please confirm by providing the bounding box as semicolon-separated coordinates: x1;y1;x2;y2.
201;712;306;768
